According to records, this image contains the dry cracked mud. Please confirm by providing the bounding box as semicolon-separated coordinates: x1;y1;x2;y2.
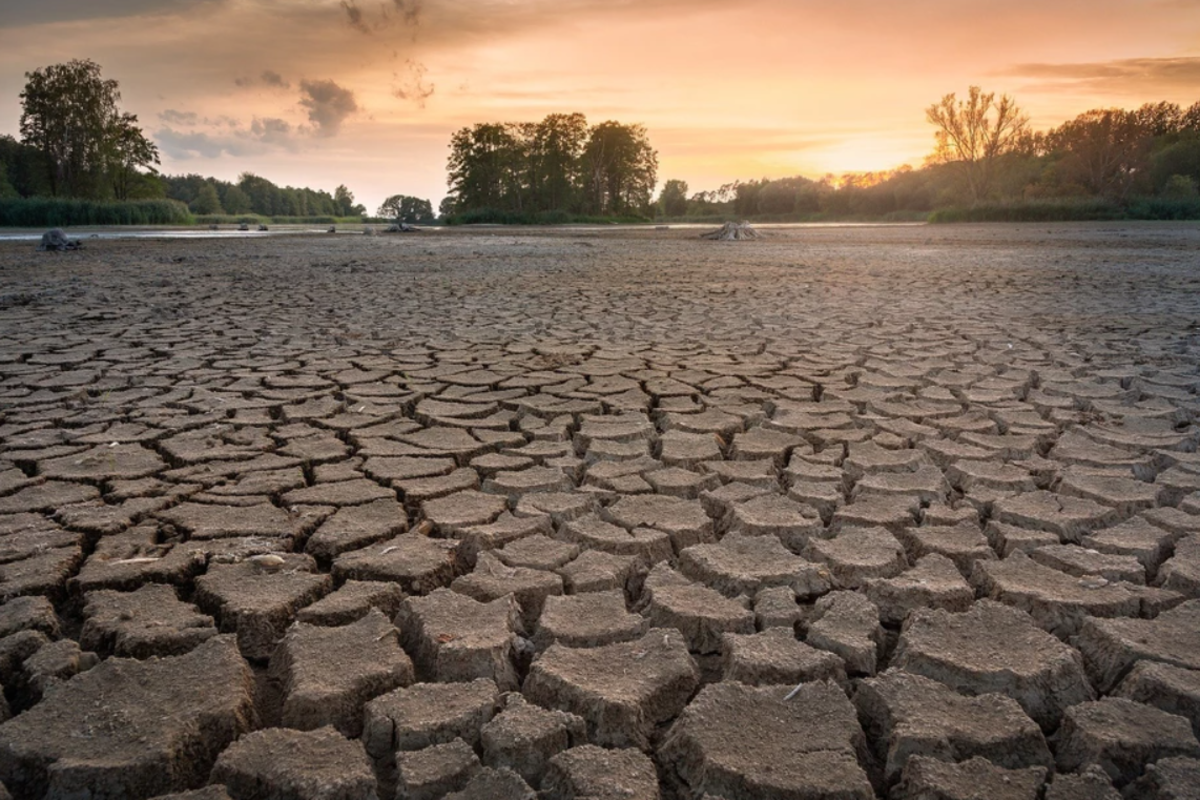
0;222;1199;799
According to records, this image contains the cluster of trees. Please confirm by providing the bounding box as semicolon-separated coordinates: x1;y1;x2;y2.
444;113;658;219
656;90;1200;219
161;173;366;218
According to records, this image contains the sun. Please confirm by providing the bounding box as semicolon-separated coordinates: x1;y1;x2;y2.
809;136;925;177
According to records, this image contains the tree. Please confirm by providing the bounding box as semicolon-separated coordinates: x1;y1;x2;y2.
190;183;224;215
1044;109;1151;199
925;86;1030;203
378;194;434;223
447;123;527;212
529;113;588;212
334;184;365;216
20;59;157;198
581;121;657;215
656;179;689;217
221;184;253;214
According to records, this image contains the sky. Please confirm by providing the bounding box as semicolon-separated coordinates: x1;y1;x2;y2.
1;0;1199;212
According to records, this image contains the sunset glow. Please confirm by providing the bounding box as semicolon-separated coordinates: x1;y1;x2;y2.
2;0;1198;211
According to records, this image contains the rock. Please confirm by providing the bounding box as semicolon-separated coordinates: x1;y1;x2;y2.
678;533;831;598
541;745;661;800
451;551;563;630
395;739;480;800
892;600;1095;730
1043;766;1121;800
659;680;875;799
1054;697;1200;787
642;565;755;654
523;628;698;750
332;534;466;594
721;627;847;686
81;584;218;658
270;609;414;737
443;767;535;800
22;638;99;698
804;526;907;589
1115;661;1200;740
296;580;405;626
533;590;649;650
853;669;1052;785
362;678;499;762
209;726;378;800
1121;756;1200;799
724;493;824;551
0;595;60;639
37;228;81;251
863;553;975;624
194;553;331;659
0;636;254;800
805;591;884;675
395;588;521;689
304;498;408;563
481;694;587;787
889;755;1046;800
1072;599;1200;693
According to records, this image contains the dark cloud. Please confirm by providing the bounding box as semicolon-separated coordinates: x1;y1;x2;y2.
390;0;422;25
2;0;222;27
155;113;299;159
234;76;252;87
340;0;370;33
1004;57;1200;94
159;108;199;125
261;69;290;89
250;117;294;146
342;0;421;34
392;60;434;107
298;79;359;137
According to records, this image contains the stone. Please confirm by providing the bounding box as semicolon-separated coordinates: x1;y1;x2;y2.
533;590;649;650
805;591;884;675
1116;661;1200;740
658;680;875;800
0;636;254;800
642;565;755;654
0;595;60;639
725;492;824;551
864;553;975;624
889;756;1046;800
804;526;908;588
209;726;378;800
1122;756;1200;800
1159;535;1200;597
395;588;521;690
1054;697;1200;787
304;498;408;563
362;678;499;763
560;514;672;564
541;745;661;800
892;600;1095;730
523;628;698;750
332;534;466;594
194;553;330;660
395;740;480;800
81;584;218;658
1043;766;1121;800
443;767;535;800
720;627;847;686
556;549;644;595
853;669;1052;785
481;694;587;787
451;551;563;630
603;494;714;552
1075;600;1200;693
678;533;831;598
271;609;414;737
296;580;405;626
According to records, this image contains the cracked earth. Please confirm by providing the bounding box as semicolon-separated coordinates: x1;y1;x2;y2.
0;223;1199;799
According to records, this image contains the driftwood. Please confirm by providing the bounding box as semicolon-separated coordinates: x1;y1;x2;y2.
701;221;760;241
37;229;82;251
385;223;423;233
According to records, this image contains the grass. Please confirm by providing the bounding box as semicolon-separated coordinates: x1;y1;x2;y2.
445;208;650;225
929;197;1200;223
0;198;192;227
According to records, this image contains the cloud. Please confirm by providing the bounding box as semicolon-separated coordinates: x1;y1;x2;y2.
393;60;434;107
299;78;359;136
341;0;422;33
154;115;299;159
340;0;370;33
250;117;295;146
1003;57;1200;95
0;0;222;27
159;108;199;125
261;69;290;89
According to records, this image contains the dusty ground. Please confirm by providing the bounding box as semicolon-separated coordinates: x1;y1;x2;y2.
0;223;1199;799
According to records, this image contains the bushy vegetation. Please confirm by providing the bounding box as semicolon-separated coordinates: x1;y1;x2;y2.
444;208;649;226
0;197;190;226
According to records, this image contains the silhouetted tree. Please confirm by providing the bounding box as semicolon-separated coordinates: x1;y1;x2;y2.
925;86;1029;203
581;121;657;215
657;179;689;217
378;194;434;223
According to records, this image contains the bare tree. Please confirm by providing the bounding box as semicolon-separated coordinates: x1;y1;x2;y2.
926;86;1029;203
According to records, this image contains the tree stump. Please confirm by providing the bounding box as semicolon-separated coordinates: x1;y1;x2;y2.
700;222;760;241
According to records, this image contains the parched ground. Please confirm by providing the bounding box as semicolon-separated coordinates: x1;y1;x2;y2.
0;223;1199;799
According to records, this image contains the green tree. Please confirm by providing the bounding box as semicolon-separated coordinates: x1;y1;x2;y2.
221;184;253;214
657;179;689;217
447;123;527;212
0;163;17;199
190;182;224;215
20;59;157;198
925;86;1029;203
1044;109;1151;199
378;194;434;223
529;113;588;212
334;184;365;216
581;121;657;215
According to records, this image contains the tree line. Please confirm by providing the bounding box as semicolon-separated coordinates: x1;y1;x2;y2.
443;114;658;221
656;90;1200;221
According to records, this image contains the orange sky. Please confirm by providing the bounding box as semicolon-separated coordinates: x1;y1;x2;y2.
2;0;1199;212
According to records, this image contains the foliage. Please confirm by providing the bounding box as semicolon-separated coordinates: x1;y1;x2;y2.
447;114;656;218
377;194;435;223
0;197;190;226
19;59;159;199
925;86;1030;204
161;172;347;219
334;184;366;216
656;179;689;217
444;208;649;225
